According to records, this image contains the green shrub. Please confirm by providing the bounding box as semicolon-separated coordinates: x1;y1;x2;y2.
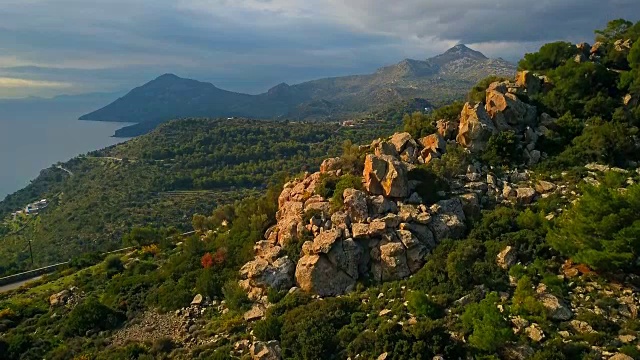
547;179;640;271
151;337;174;354
254;315;283;341
481;131;522;167
222;281;251;311
407;291;440;318
280;298;357;360
518;41;578;71
330;174;363;209
511;276;546;319
404;102;464;139
103;254;124;278
461;292;514;353
64;297;124;336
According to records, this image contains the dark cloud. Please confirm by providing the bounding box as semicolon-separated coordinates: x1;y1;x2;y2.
0;0;639;97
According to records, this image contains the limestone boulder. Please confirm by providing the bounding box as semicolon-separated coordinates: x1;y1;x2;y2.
343;188;368;223
485;88;537;130
497;246;517;270
389;132;416;153
363;154;409;198
368;195;398;215
327;238;362;279
437;119;459;140
320;157;343;173
49;290;70;307
516;187;537;204
538;293;573;321
396;229;429;273
311;228;342;254
250;341;282;360
456;102;497;153
372;240;411;282
535;181;557;194
399;222;435;248
419;133;446;164
428;198;467;242
295;254;356;296
515;71;542;96
240;256;296;291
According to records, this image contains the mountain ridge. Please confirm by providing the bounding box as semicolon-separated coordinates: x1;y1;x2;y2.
79;45;516;133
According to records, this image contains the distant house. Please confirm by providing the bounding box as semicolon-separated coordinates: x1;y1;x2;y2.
341;120;356;127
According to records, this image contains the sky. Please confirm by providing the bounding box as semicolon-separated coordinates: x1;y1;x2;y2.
1;0;639;98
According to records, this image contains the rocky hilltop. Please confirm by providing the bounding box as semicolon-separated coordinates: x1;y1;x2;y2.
239;71;558;300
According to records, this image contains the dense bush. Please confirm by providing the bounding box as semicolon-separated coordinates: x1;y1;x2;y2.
404;102;464;139
518;41;578;71
64;297;124;336
547;174;640;271
461;292;514;353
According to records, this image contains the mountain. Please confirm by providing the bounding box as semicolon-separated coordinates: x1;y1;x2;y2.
80;45;515;135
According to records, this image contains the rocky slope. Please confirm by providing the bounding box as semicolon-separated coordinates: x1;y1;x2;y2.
238;71;555;301
79;45;515;133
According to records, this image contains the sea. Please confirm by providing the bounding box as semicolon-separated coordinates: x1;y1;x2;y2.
0;117;131;201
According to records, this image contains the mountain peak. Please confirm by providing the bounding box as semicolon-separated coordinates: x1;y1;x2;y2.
441;44;487;59
155;73;181;81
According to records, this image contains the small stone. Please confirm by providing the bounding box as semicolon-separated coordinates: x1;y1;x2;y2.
618;334;636;343
244;305;265;322
525;323;545;342
379;309;392;317
191;294;204;306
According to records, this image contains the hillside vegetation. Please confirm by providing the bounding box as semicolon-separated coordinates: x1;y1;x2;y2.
1;19;640;360
0;118;400;275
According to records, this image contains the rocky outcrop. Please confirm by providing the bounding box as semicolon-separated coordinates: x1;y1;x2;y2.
419;133;446;164
250;341;282;360
363;154;409;198
456;103;496;153
239;128;560;299
497;246;517;269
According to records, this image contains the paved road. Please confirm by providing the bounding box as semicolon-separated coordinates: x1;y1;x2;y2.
0;275;43;293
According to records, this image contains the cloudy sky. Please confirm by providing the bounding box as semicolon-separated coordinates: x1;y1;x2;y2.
1;0;639;98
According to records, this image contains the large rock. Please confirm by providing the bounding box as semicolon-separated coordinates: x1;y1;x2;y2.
368;195;398;215
515;71;542;96
399;222;435;248
516;188;537;204
250;341;282;360
352;221;387;239
320;157;343;173
295;255;356;296
372;240;411;282
343;188;368;223
389;132;415;153
311;228;342;254
485;87;537;130
437;119;458;140
363;154;409;198
419;133;446;163
428;198;467;242
497;246;517;270
327;238;362;279
240;256;296;291
538;293;573;321
456;102;497;153
50;290;70;307
396;229;429;272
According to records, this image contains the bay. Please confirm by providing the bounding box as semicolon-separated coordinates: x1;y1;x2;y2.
0;118;131;200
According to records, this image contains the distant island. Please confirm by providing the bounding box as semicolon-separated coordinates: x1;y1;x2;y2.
80;44;516;137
